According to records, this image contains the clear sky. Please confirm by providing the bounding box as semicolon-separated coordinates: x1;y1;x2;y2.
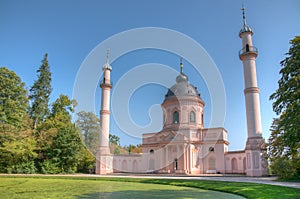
1;0;299;150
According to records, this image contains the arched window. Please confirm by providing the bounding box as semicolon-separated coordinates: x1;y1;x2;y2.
149;149;154;154
173;111;179;124
201;113;204;124
190;111;195;123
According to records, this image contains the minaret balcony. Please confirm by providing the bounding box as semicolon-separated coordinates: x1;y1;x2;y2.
100;79;113;89
239;45;258;59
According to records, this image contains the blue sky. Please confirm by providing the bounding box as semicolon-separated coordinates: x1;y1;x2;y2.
1;0;299;150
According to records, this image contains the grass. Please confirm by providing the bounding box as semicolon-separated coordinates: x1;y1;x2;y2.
0;175;300;199
0;176;242;199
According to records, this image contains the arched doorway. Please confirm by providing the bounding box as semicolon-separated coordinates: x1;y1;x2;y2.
243;157;246;173
246;44;250;52
113;160;117;172
231;158;238;173
133;160;138;172
122;160;127;172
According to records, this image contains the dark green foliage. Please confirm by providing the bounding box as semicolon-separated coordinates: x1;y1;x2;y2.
50;126;82;173
35;95;82;173
38;159;60;174
271;156;297;179
269;36;300;179
76;147;96;173
29;53;52;128
0;67;29;131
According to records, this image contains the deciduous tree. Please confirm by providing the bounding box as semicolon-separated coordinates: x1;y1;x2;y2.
76;111;100;155
269;36;300;179
0;67;28;131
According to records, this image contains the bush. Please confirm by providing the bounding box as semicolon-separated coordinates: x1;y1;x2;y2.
271;157;297;179
39;160;60;174
6;161;36;174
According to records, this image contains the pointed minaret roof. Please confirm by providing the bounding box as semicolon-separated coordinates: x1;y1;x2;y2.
176;56;188;83
239;6;253;36
102;49;112;71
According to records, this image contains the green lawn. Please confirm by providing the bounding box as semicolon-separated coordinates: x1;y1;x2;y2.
0;176;299;199
0;177;242;199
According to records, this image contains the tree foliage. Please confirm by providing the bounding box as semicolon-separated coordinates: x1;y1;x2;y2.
29;54;52;128
0;129;37;173
76;111;100;155
36;95;83;173
0;67;29;131
0;58;96;174
268;36;300;179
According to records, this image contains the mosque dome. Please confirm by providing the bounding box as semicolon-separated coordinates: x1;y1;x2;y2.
165;72;200;98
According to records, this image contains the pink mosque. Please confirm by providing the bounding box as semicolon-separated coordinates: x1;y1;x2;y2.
96;9;268;177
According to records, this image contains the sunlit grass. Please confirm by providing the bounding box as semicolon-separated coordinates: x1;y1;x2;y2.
0;177;242;199
1;176;300;199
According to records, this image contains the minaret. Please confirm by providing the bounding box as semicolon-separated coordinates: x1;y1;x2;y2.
239;7;267;176
96;50;113;174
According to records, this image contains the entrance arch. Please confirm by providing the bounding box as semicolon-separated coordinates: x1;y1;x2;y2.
231;158;238;173
133;160;138;172
122;160;127;172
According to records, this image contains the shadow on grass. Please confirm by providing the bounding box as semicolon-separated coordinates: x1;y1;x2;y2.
77;189;245;199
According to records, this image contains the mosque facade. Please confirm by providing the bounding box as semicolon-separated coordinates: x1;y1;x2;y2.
95;9;268;176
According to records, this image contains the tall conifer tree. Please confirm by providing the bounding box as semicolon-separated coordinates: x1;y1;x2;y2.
29;53;52;128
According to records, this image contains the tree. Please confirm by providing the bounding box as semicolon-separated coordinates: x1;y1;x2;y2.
109;134;120;146
125;144;142;154
75;111;100;156
0;130;37;173
36;95;80;173
109;134;121;154
0;67;29;131
29;53;52;128
269;36;300;179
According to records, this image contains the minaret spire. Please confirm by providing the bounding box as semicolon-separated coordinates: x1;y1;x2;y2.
239;5;253;36
241;6;246;26
102;48;112;71
106;48;110;64
180;56;183;74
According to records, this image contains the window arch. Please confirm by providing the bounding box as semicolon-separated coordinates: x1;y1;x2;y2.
173;111;179;124
190;111;195;123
